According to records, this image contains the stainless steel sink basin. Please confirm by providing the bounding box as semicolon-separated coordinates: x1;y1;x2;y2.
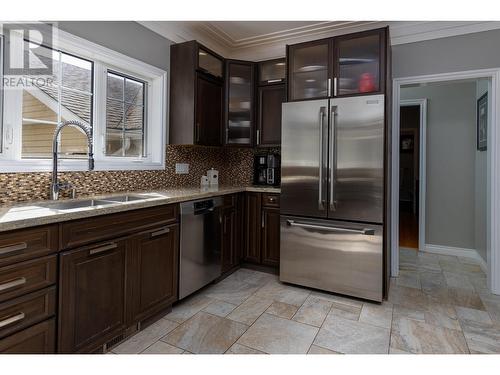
102;194;158;203
48;199;116;210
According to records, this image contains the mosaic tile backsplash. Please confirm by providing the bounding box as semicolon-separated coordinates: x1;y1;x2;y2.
0;145;260;204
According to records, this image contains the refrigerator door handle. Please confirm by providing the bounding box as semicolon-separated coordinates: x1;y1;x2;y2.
286;220;375;235
318;106;326;210
329;106;338;211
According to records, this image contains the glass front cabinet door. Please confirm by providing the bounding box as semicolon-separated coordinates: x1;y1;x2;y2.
287;28;386;101
287;40;330;101
334;29;385;96
225;61;255;146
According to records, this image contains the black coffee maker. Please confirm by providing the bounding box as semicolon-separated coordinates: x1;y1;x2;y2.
253;153;280;186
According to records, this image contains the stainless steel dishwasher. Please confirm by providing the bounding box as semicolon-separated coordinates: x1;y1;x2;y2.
179;197;223;300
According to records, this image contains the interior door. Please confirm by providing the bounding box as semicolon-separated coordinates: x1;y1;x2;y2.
281;99;328;218
328;95;385;223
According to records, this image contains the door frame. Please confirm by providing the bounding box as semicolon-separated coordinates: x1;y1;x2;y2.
391;68;500;296
398;99;427;254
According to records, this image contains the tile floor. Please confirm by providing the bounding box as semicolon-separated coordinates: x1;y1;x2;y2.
111;249;500;354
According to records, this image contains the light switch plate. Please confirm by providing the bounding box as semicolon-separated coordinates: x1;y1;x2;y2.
175;163;189;174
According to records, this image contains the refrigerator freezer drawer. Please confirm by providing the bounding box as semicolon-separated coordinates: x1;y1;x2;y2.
279;215;383;302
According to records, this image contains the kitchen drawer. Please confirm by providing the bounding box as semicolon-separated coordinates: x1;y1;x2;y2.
0;225;58;268
61;204;179;249
0;287;56;339
0;255;57;303
0;318;56;353
262;193;280;208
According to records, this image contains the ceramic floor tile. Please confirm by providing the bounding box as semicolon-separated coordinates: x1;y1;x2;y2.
265;301;298;319
225;343;266;354
423;303;461;331
327;301;361;322
113;318;179;354
314;315;390;354
393;304;425;322
456;306;493;325
310;290;363;308
165;294;214;324
255;279;310;307
141;341;184;354
226;294;274;325
202;300;237;317
359;302;393;329
163;311;248;354
460;319;500;354
395;270;421;289
226;269;277;288
237;313;318;354
419;271;447;294
479;293;500;324
388;284;430;311
292;295;333;327
390;316;468;354
202;277;261;306
307;345;340;354
443;271;475;291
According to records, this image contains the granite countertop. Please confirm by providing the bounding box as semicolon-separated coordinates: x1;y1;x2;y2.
0;185;280;233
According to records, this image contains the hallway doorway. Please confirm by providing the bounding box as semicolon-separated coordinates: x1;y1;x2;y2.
399;104;421;250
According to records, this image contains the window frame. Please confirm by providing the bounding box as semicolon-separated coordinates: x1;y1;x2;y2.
0;27;168;172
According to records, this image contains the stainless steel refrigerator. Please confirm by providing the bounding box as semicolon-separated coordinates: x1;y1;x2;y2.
280;95;385;302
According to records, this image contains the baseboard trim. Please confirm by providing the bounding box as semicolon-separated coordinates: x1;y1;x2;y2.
423;244;488;273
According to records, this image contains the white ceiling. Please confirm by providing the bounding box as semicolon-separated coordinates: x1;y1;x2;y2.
139;21;500;61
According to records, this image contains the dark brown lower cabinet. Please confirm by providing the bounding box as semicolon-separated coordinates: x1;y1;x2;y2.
128;224;179;323
244;193;262;263
244;193;280;267
58;240;127;353
0;318;55;353
221;207;238;274
261;207;280;266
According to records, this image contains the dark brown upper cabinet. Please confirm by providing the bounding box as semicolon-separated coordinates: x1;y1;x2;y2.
258;58;286;85
256;84;285;147
225;60;255;147
287;27;387;101
170;41;224;145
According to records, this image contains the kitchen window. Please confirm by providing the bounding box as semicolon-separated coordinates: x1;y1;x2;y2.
105;71;146;157
0;28;167;172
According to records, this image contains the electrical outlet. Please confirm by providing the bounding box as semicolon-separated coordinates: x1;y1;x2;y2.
175;163;189;174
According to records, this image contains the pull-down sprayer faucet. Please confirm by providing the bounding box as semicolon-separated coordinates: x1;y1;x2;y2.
50;120;94;200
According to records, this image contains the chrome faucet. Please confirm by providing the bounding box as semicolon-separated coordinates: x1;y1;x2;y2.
50;120;94;200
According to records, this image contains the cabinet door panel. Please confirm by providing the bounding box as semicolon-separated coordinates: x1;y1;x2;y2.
335;29;385;96
196;74;223;146
221;208;237;273
244;193;261;264
59;240;127;353
226;61;254;146
288;40;330;101
257;85;285;146
262;207;280;267
131;224;179;322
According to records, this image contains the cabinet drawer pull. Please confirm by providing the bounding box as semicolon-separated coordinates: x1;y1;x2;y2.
0;312;25;329
0;242;28;256
267;79;283;83
0;277;27;292
268;197;276;202
151;227;171;238
89;243;117;256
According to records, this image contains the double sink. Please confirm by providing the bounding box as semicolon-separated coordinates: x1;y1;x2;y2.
45;194;160;211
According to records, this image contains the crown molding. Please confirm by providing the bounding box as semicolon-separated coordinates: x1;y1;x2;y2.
139;21;500;61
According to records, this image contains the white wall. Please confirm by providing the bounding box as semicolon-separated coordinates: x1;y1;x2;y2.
475;79;490;263
401;81;478;250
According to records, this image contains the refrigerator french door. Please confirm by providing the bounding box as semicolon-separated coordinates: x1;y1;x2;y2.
280;95;385;301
